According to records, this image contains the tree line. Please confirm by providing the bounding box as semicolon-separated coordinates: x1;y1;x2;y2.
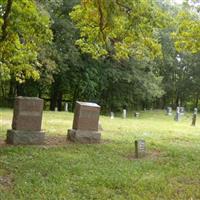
0;0;200;112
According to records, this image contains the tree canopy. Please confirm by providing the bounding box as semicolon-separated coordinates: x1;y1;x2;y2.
0;0;200;111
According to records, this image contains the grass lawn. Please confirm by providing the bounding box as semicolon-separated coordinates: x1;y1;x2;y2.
0;108;200;200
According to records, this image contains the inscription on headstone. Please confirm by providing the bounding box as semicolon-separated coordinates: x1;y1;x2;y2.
135;140;146;158
6;97;45;145
68;101;101;143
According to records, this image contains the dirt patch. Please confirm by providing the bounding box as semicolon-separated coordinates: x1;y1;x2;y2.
0;136;112;148
126;149;161;160
0;175;14;190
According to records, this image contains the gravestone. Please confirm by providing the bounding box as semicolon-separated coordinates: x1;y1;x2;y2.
174;106;181;121
65;103;68;112
135;140;146;158
180;107;185;116
55;107;58;111
166;107;172;115
192;108;198;126
134;112;140;118
6;97;45;145
123;109;127;119
67;101;101;143
110;112;114;119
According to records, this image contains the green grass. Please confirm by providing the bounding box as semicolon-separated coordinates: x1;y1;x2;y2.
1;108;200;200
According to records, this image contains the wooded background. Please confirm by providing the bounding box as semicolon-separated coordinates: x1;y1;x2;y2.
0;0;200;112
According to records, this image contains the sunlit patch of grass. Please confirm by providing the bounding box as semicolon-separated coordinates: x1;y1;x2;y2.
0;108;200;199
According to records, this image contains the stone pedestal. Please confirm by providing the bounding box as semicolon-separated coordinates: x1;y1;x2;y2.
6;96;45;145
7;130;45;145
67;129;101;143
67;101;101;143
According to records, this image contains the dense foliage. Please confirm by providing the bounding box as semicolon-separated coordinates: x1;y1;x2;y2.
0;0;200;111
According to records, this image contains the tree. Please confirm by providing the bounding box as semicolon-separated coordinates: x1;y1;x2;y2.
172;3;200;53
0;0;52;83
70;0;168;60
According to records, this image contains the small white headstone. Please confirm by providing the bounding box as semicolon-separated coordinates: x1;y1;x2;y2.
111;112;114;119
65;103;68;112
123;109;127;119
55;107;58;112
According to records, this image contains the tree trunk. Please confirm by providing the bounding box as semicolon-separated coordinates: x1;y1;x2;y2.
57;91;63;111
195;94;199;108
50;83;58;111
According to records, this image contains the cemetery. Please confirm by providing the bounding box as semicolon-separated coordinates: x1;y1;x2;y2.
1;104;200;199
1;0;200;199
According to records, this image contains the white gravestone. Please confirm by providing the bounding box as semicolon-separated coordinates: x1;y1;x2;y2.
111;112;114;119
123;109;127;119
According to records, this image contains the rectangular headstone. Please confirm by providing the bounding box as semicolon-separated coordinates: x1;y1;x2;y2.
135;140;146;158
166;107;172;115
72;102;100;131
7;96;45;145
68;101;101;143
12;97;43;131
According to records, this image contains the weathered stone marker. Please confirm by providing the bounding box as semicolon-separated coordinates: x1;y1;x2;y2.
67;101;101;143
180;107;185;116
166;107;172;115
174;106;181;121
134;112;140;118
135;140;146;158
6;97;45;145
192;108;198;126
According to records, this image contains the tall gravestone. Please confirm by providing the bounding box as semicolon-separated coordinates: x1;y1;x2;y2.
65;103;68;112
192;108;198;126
6;97;45;145
67;101;101;143
174;106;181;121
123;109;127;119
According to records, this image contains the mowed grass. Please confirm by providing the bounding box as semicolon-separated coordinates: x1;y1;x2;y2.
0;108;200;200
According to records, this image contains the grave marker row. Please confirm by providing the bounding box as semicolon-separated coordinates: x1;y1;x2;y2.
6;97;102;145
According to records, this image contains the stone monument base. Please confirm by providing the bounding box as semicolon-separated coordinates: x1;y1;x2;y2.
67;129;101;143
6;130;45;145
